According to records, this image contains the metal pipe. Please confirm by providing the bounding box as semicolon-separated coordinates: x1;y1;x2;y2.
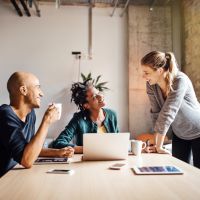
32;0;41;17
19;0;31;16
88;1;93;59
10;0;23;17
56;0;61;9
110;0;119;17
120;0;130;17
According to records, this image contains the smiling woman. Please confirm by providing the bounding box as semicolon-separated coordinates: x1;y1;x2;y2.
52;79;119;154
140;51;200;168
141;51;178;98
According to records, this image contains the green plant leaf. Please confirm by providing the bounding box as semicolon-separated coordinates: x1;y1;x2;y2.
87;72;92;80
98;88;103;92
81;73;87;81
101;86;109;90
95;75;101;85
80;72;109;92
96;82;108;87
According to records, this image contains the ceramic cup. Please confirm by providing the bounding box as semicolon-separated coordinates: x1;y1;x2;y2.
131;140;146;156
54;103;62;120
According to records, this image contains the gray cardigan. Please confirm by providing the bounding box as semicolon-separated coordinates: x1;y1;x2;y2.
147;71;200;140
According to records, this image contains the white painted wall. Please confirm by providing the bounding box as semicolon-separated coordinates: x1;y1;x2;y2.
0;2;128;138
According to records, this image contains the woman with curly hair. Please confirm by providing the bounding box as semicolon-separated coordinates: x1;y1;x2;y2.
52;80;119;153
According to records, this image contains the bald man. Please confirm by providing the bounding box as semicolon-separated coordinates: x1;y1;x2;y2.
0;72;74;177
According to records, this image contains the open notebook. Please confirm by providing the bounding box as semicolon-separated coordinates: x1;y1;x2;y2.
35;157;70;164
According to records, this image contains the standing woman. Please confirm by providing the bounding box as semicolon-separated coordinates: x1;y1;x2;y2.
141;51;200;168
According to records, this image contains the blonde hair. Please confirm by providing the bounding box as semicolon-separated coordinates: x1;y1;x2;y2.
141;51;179;96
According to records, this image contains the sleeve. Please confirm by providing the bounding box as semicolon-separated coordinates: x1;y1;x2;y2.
146;82;161;127
3;124;28;164
0;108;36;165
154;76;188;135
52;115;79;148
108;109;119;133
113;111;119;133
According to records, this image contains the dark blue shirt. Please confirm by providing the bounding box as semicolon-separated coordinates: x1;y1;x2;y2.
0;104;36;177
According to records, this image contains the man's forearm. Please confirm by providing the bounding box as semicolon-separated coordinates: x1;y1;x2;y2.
21;120;50;168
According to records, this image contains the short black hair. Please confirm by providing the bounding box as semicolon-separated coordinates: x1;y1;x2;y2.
71;80;92;111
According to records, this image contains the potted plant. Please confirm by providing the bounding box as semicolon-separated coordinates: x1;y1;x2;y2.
81;72;109;92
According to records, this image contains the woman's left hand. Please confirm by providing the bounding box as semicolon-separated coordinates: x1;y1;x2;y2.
156;147;171;154
145;145;157;153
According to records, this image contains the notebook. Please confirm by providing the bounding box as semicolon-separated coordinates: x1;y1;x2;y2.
35;157;70;164
83;133;130;161
132;165;183;175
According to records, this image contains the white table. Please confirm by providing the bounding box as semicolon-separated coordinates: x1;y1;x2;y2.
0;154;200;200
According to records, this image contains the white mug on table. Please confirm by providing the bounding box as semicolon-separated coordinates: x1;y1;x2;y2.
131;140;146;156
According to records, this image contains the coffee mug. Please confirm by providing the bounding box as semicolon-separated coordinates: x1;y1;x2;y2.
131;140;146;156
54;103;62;120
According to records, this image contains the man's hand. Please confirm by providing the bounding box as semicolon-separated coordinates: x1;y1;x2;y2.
57;147;74;158
74;146;83;154
43;104;59;125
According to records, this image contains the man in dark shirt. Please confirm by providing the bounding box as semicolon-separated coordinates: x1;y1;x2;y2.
0;72;74;177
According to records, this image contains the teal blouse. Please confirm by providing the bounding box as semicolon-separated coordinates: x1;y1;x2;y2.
52;108;119;148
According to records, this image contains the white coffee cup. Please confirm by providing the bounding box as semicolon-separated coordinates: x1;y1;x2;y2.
131;140;146;156
54;103;62;120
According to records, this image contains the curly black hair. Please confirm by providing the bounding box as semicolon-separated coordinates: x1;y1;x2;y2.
71;80;93;111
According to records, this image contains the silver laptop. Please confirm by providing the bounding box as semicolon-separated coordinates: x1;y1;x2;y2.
83;133;130;161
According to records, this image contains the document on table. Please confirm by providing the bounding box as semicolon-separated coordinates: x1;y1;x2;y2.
34;157;71;164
